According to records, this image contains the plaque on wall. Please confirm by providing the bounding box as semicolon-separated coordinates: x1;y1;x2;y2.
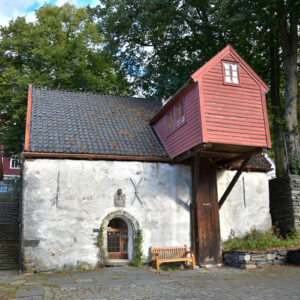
114;189;126;207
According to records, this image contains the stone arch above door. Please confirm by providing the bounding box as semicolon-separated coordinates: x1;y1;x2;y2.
100;210;140;261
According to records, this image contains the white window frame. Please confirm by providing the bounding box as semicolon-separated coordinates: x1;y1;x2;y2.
10;155;20;169
223;62;240;85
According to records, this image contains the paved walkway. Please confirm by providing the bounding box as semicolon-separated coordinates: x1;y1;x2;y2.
0;266;300;299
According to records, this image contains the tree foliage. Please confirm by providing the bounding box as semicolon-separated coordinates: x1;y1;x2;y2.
90;0;224;99
0;4;131;155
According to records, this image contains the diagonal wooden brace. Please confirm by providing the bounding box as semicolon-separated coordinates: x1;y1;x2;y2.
218;156;251;209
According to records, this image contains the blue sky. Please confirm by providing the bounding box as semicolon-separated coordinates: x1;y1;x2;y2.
0;0;99;26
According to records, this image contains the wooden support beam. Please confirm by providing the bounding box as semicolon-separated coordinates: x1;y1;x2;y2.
176;143;211;162
218;156;251;209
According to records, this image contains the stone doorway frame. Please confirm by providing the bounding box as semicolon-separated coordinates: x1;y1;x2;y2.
101;210;140;261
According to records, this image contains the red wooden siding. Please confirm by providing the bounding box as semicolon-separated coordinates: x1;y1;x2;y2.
2;157;20;176
200;52;269;147
153;84;203;158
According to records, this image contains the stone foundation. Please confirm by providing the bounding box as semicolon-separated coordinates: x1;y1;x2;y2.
223;249;300;269
269;174;300;235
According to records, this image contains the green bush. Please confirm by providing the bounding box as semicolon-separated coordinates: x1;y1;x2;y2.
131;229;143;266
223;229;300;251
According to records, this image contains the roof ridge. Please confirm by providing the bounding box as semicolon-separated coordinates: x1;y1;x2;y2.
31;85;154;101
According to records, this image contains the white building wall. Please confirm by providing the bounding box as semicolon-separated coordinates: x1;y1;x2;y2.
22;159;192;271
22;159;271;271
217;170;272;240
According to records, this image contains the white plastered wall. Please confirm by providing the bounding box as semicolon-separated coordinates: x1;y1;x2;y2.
22;159;192;271
217;170;272;240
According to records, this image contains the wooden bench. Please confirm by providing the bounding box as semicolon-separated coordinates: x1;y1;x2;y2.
150;245;195;271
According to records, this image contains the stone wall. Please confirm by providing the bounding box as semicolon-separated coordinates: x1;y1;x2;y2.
269;174;300;235
223;249;290;269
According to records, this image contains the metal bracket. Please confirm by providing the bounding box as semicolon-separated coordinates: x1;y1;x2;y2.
56;171;60;207
130;178;143;206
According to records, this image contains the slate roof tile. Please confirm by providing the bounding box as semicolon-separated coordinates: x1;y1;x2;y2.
29;87;167;158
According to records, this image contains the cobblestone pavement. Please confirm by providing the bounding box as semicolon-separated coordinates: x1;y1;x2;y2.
0;266;300;300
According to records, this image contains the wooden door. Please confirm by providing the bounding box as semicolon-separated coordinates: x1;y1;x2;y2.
107;228;128;259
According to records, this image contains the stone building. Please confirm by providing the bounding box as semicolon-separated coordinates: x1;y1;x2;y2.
21;45;272;271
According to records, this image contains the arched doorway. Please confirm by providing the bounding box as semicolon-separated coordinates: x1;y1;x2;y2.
107;218;128;259
101;210;140;262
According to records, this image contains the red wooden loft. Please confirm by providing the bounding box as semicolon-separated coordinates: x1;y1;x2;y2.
151;45;271;266
150;45;271;163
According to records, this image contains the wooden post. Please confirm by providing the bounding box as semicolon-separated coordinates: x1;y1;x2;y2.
191;154;199;261
191;156;221;265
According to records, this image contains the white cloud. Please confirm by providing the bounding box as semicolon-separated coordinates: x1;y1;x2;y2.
0;0;98;27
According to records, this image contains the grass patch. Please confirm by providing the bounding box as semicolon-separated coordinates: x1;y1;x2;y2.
223;229;300;251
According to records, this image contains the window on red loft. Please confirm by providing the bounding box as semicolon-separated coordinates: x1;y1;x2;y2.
223;62;239;85
168;100;185;134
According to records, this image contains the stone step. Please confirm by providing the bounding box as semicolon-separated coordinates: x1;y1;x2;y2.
0;250;18;256
107;259;129;267
0;263;19;270
0;230;19;235
0;257;18;263
0;242;18;247
0;245;19;255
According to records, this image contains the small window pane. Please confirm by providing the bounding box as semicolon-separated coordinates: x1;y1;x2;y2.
176;104;180;126
181;101;185;123
122;231;128;237
231;64;237;71
225;76;232;83
224;63;230;70
225;70;230;76
170;110;174;129
232;71;237;78
232;77;239;84
123;242;128;253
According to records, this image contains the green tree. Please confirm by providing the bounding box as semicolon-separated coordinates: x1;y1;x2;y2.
90;0;222;100
0;4;131;155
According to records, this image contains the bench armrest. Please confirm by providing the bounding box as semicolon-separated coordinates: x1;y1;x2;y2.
151;253;159;260
186;250;195;257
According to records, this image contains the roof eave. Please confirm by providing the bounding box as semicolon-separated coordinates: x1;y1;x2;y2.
23;151;172;163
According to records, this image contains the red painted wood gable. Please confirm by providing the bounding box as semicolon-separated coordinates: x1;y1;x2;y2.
152;45;271;159
194;46;271;148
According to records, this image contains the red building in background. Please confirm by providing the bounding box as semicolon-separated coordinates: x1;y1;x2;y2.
0;145;20;192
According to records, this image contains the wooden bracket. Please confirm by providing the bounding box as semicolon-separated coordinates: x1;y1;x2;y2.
218;156;251;209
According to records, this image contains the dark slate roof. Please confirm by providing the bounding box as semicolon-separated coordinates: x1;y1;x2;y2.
28;87;168;158
230;154;272;172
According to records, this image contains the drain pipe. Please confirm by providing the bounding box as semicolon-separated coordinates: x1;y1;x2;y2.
18;154;24;274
